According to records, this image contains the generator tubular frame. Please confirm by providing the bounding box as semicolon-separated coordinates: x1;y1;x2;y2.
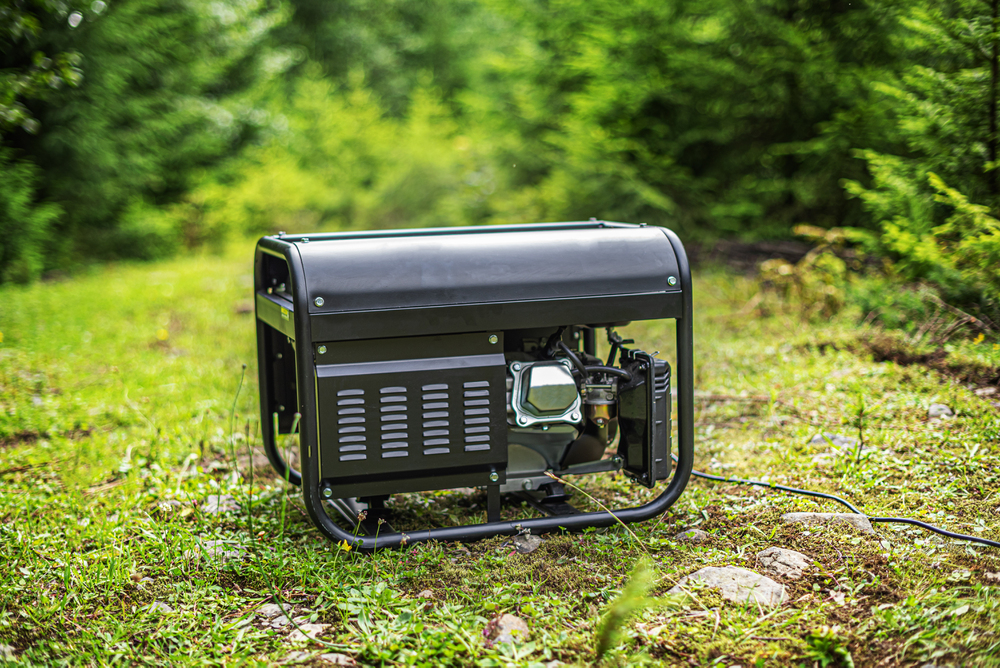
254;222;694;551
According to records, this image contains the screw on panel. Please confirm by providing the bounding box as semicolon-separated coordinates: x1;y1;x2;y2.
488;334;498;345
317;345;327;355
522;479;533;491
570;412;581;421
489;472;499;482
314;297;325;307
511;362;521;372
321;487;333;499
667;276;678;286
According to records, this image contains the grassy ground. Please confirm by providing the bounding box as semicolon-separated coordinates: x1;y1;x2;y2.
1;243;999;667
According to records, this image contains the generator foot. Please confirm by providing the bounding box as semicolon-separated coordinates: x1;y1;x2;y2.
487;485;502;523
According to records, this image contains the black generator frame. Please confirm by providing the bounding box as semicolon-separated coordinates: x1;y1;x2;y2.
254;221;694;550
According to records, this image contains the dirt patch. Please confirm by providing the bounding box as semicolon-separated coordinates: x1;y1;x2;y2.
815;332;1000;388
689;239;813;273
0;426;95;449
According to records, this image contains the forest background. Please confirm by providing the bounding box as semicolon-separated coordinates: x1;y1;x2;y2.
3;0;1000;334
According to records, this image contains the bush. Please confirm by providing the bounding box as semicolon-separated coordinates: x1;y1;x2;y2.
0;149;61;284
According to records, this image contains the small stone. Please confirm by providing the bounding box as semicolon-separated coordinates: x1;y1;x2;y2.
0;644;16;660
928;404;954;419
148;601;174;614
271;615;291;628
829;591;846;606
484;613;530;646
780;512;875;535
258;603;284;618
283;651;311;664
319;654;358;666
757;547;812;580
675;528;710;543
287;623;330;642
975;387;997;397
668;566;786;608
417;590;435;599
985;572;999;582
513;534;542;554
202;494;240;514
809;433;858;449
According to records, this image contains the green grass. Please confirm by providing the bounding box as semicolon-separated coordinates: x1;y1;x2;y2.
2;246;999;666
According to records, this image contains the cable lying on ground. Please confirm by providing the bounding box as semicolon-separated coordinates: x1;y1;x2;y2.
673;456;1000;549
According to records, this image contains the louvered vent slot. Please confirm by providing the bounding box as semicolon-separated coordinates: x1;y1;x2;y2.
463;380;491;452
380;386;408;458
421;383;450;455
337;389;367;461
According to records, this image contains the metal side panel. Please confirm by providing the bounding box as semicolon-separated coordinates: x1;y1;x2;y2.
315;334;508;487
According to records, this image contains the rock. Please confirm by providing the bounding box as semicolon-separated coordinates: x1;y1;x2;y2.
513;534;542;554
202;494;240;514
287;623;330;643
985;572;999;582
258;603;285;618
780;512;875;535
320;654;358;666
417;590;435;599
0;644;16;660
675;528;710;543
148;601;174;614
483;614;530;646
757;547;811;580
928;404;954;419
271;615;291;628
809;433;858;449
975;387;997;397
668;566;786;608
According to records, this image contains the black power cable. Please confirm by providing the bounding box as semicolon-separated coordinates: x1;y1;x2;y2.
674;456;1000;549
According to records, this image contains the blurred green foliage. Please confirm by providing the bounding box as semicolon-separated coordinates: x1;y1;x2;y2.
2;0;1000;337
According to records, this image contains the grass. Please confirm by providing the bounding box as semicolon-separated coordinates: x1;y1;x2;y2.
1;244;999;666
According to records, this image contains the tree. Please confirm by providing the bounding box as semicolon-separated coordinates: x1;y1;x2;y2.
844;0;1000;320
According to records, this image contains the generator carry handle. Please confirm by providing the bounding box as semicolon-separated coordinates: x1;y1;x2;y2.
255;222;694;551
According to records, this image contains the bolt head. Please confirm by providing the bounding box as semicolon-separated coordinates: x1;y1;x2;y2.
488;334;498;345
489;472;499;482
570;412;581;422
667;276;678;286
522;479;533;491
511;362;521;372
321;487;333;498
314;296;325;307
317;345;327;354
517;416;528;425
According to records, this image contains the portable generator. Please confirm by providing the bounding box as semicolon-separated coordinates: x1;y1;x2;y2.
254;221;693;549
